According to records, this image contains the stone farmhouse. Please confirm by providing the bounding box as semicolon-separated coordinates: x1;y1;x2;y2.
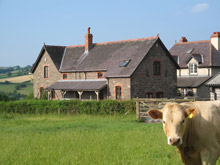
170;32;220;99
30;28;179;100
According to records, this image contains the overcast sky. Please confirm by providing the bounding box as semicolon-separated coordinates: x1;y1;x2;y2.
0;0;219;67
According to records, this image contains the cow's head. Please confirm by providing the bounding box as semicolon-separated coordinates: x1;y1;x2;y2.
148;103;197;146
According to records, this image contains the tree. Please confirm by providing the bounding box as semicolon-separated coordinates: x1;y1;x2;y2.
7;72;12;77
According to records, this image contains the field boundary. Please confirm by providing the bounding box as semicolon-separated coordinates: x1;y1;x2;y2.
136;98;195;120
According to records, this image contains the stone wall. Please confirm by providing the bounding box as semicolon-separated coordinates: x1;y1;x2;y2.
33;51;62;99
61;72;106;80
130;40;177;98
108;78;131;100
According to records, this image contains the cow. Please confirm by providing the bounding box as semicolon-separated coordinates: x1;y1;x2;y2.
148;101;220;165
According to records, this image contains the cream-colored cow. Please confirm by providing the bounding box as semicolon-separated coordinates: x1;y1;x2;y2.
148;101;220;165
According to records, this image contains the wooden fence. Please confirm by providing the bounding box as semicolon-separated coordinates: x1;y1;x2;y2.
136;98;195;120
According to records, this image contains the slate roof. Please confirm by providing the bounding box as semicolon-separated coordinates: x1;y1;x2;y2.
177;76;212;88
206;72;220;86
46;79;107;91
170;41;210;68
31;37;178;77
30;45;65;73
170;40;220;68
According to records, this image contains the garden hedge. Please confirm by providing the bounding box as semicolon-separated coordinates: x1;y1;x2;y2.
0;100;136;115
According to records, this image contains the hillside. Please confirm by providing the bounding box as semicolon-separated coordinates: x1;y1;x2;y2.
0;65;33;100
0;65;32;79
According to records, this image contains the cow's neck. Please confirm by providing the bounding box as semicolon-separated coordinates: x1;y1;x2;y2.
183;118;194;147
178;118;198;162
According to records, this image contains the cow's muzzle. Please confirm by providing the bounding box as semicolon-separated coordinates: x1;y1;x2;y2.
168;137;182;146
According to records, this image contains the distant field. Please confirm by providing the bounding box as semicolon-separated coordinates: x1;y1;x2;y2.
0;75;33;83
0;82;33;95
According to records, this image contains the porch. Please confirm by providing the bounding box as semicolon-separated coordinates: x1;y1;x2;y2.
46;79;107;101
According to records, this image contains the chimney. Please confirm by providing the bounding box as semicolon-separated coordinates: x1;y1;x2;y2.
211;32;220;51
85;27;93;52
180;37;188;43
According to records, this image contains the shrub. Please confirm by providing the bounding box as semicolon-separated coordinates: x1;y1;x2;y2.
0;100;136;115
0;92;10;101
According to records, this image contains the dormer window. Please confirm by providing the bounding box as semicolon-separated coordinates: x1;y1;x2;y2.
189;63;197;75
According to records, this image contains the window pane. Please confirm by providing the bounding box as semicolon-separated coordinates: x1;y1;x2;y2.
120;60;131;67
44;66;49;78
189;64;197;74
153;61;160;75
63;74;67;79
146;93;153;98
156;92;163;98
97;72;103;78
116;86;121;99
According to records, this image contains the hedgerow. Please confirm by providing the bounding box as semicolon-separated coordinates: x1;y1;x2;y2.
0;100;136;115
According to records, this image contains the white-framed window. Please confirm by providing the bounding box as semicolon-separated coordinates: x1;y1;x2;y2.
189;63;197;75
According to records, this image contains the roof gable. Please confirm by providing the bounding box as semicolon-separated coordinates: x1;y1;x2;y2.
206;72;220;86
185;54;203;64
30;44;65;73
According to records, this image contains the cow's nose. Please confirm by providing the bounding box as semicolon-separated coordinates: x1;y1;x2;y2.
169;138;181;145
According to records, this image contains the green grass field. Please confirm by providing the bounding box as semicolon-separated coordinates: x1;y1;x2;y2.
0;114;179;164
0;114;219;164
0;82;33;95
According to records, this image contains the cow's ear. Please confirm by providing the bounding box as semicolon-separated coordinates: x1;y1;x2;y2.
148;110;163;119
185;107;197;119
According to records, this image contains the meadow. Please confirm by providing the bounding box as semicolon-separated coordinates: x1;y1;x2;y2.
0;114;219;164
0;114;180;164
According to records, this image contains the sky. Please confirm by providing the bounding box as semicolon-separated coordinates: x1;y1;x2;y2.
0;0;219;67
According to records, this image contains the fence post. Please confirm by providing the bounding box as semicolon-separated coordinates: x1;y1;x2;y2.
136;98;140;120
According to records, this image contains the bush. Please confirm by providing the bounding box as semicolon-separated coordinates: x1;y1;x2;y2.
0;100;136;115
0;92;10;101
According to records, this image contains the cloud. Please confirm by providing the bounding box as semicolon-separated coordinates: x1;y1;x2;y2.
192;3;209;13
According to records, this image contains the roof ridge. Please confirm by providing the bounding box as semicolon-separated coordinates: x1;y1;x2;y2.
95;36;158;45
50;36;158;48
66;44;84;48
45;44;66;47
175;40;210;45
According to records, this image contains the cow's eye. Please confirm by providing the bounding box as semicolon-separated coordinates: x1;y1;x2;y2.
182;120;185;123
162;121;166;124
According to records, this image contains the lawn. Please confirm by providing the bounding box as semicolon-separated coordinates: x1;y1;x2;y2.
0;114;219;164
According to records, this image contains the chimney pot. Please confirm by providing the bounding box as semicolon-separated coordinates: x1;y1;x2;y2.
211;32;220;38
180;37;188;43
